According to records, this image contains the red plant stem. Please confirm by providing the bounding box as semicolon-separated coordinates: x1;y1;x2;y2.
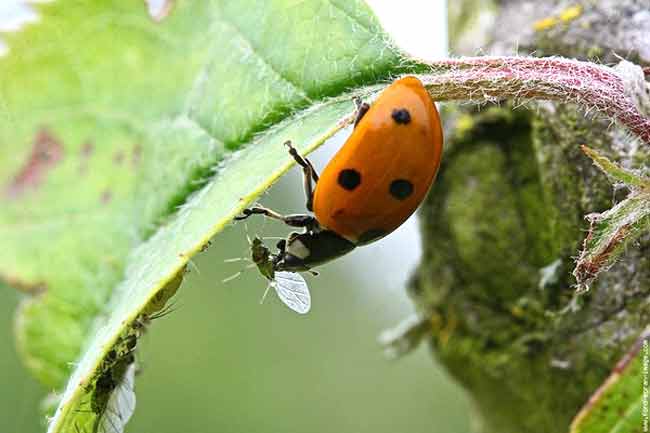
420;56;650;145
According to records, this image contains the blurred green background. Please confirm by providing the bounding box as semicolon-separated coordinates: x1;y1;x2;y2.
0;139;471;433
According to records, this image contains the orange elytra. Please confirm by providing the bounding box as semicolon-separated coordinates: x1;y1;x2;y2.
236;76;443;275
313;76;443;245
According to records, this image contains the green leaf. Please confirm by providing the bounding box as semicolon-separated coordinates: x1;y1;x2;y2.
574;146;650;290
0;1;409;431
50;95;377;433
570;327;650;433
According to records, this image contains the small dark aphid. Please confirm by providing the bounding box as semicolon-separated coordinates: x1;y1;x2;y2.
248;236;311;314
250;237;275;281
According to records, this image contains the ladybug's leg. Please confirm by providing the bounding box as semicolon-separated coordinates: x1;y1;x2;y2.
352;96;370;128
235;206;317;229
235;206;283;221
284;141;318;211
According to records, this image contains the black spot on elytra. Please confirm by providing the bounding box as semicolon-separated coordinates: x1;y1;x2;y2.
358;229;387;245
391;108;411;124
338;169;361;190
389;179;413;200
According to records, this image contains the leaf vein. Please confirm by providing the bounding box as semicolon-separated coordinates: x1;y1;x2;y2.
326;0;374;35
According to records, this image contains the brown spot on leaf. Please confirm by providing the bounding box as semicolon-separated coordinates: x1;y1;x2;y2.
79;140;94;175
5;127;64;199
1;273;47;295
131;144;142;166
101;190;112;204
81;141;94;158
113;150;125;165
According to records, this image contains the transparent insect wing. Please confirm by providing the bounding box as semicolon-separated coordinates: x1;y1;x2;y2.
94;363;136;433
273;271;311;314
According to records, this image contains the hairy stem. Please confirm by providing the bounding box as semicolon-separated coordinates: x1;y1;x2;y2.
419;56;650;145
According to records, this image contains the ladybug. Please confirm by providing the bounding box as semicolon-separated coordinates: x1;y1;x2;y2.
235;76;443;275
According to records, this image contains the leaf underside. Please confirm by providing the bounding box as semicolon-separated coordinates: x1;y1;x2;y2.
0;1;408;432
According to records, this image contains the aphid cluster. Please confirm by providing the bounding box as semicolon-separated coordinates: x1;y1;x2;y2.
77;276;181;433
